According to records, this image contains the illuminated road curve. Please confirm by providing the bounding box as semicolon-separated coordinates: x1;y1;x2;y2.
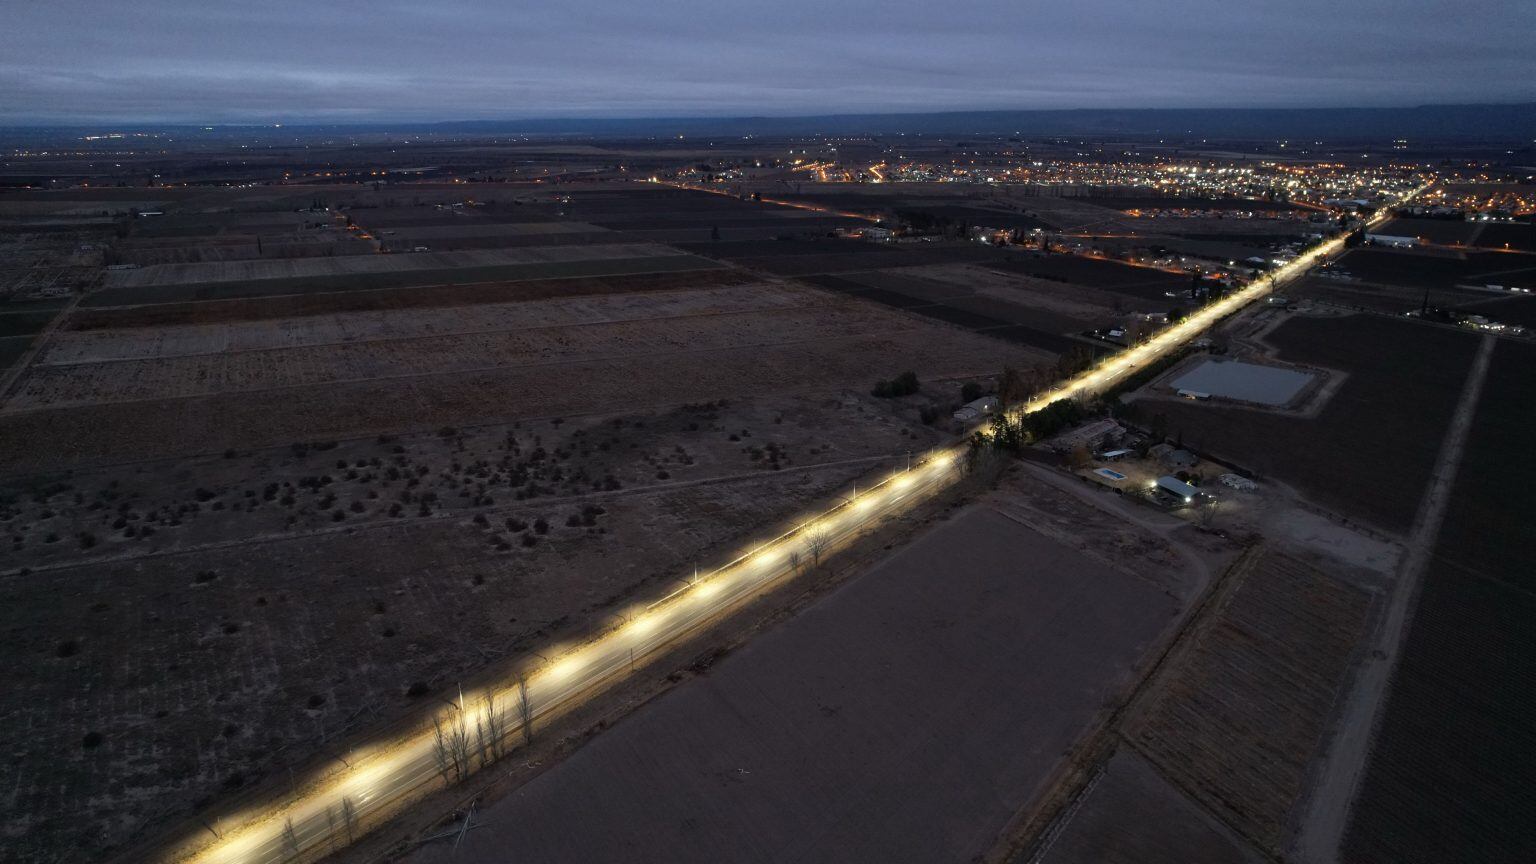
174;184;1424;864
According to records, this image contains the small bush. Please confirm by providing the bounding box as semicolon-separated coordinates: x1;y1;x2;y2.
872;371;920;398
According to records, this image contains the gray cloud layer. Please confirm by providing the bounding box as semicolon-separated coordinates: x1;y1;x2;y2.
2;0;1532;123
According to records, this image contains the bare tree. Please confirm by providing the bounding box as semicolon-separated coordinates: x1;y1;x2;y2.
280;817;301;859
517;676;534;746
447;710;472;779
324;805;339;852
788;549;803;576
482;690;507;762
340;795;358;843
1199;497;1222;528
432;718;454;782
475;716;490;769
804;527;830;569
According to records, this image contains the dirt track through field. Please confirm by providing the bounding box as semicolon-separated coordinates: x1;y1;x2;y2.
1296;332;1496;864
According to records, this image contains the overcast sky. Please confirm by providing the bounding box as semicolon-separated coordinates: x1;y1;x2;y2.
3;0;1532;124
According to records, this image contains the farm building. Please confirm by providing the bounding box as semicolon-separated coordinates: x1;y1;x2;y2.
952;396;999;422
1154;475;1201;505
1048;418;1121;452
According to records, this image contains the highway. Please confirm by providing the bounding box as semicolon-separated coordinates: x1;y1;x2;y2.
172;184;1424;864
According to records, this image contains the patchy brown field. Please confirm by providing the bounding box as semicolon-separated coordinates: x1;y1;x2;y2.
1123;550;1374;855
65;269;758;330
1;279;1042;466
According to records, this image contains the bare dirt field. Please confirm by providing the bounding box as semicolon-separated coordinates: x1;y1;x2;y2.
1037;750;1264;864
1374;217;1482;246
1342;340;1536;863
1335;248;1536;291
799;264;1118;358
1474;222;1536;252
1142;313;1480;534
411;503;1188;864
986;254;1190;300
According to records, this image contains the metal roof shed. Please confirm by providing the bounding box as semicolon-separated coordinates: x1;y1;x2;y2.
1156;475;1200;501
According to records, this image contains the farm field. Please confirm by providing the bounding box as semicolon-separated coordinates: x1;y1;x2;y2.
1;277;1044;467
1036;750;1263;864
1373;217;1482;246
1461;293;1536;328
729;242;1009;277
100;242;686;289
1142;313;1480;533
1342;340;1536;862
14;300;920;408
1063;195;1306;214
1473;221;1536;252
1124;550;1374;855
801;269;1109;357
66;269;757;330
0;334;33;369
547;188;863;233
986;253;1191;301
1290;275;1497;314
40;282;807;364
412;502;1189;864
85;255;724;306
1334;247;1536;291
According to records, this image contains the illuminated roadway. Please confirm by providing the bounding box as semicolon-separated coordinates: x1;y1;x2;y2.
173;183;1425;864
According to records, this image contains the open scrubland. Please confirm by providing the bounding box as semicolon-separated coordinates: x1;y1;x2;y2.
1;396;936;861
